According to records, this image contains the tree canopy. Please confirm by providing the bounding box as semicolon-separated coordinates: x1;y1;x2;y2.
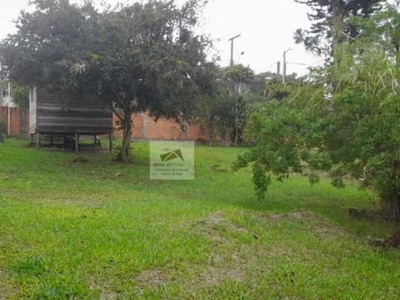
235;4;400;220
220;64;254;145
294;0;384;57
0;0;216;162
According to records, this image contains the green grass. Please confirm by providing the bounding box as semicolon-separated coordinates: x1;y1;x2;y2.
0;138;399;299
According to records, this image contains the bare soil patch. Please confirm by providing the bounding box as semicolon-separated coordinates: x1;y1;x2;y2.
267;211;315;222
135;268;167;289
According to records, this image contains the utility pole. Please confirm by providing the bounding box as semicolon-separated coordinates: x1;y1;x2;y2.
282;48;292;83
228;34;241;66
277;61;281;77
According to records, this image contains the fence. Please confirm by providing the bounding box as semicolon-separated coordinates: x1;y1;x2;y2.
0;106;29;136
0;107;214;142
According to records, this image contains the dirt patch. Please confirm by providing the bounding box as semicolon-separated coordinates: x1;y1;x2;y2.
206;211;225;225
99;293;118;300
200;265;245;286
210;164;230;173
264;211;352;239
135;269;167;288
186;241;277;289
71;156;89;163
195;211;249;243
188;212;261;287
268;211;315;222
205;211;248;233
0;269;15;300
313;224;349;238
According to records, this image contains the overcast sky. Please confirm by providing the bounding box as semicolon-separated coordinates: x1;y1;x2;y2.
0;0;322;75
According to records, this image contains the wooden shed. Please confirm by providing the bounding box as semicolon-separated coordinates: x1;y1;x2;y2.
29;87;113;151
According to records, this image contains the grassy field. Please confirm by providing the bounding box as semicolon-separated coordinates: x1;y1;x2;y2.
0;138;399;299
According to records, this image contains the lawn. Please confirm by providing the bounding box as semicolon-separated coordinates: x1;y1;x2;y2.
0;138;399;299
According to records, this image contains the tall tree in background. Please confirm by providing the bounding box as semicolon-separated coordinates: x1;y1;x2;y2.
195;83;236;145
0;0;216;162
350;1;400;63
293;0;385;57
221;64;254;145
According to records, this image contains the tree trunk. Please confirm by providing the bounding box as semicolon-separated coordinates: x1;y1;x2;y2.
330;0;345;60
385;227;400;248
116;111;133;163
232;95;246;146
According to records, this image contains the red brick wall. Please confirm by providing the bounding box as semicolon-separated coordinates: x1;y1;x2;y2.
113;112;211;142
0;106;29;136
0;107;213;141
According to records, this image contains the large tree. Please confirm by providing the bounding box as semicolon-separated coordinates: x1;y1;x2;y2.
0;0;91;88
294;0;385;57
0;0;216;162
235;8;400;222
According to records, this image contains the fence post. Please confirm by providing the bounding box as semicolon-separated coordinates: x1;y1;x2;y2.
7;106;10;136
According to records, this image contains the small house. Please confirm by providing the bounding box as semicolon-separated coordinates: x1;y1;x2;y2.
29;87;113;151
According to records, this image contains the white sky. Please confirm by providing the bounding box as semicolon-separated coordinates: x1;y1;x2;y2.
0;0;322;75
